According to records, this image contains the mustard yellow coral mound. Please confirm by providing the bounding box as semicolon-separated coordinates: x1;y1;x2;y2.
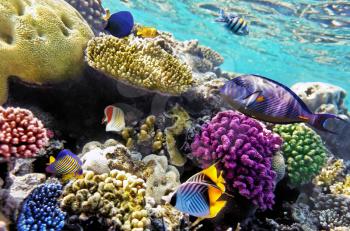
86;35;193;94
0;0;93;104
60;170;150;230
330;176;350;196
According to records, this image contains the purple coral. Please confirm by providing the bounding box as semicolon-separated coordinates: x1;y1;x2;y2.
191;110;282;210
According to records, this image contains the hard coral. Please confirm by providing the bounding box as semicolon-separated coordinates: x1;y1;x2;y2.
191;110;282;210
330;175;350;196
0;107;48;159
273;124;328;186
17;183;66;231
314;159;344;187
60;170;150;231
86;35;193;95
0;0;93;105
65;0;108;35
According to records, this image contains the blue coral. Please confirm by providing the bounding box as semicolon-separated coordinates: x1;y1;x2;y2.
17;183;66;231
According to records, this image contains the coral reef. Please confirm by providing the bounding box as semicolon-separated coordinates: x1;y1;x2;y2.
273;124;328;186
86;35;193;95
330;176;350;196
0;173;46;222
0;107;49;159
142;155;180;203
121;105;191;166
0;0;93;104
17;183;66;231
314;159;344;188
191;110;282;210
291;82;348;115
272;152;286;184
60;170;151;230
65;0;108;35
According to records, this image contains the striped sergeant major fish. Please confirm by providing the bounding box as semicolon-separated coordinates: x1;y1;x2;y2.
163;163;233;227
46;149;83;182
215;9;249;35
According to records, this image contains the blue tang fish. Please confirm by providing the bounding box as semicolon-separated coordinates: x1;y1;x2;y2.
215;10;249;35
163;163;231;226
46;149;83;181
220;74;344;133
105;11;134;38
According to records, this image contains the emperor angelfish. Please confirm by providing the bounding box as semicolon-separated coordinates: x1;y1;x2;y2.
220;74;345;133
215;9;249;35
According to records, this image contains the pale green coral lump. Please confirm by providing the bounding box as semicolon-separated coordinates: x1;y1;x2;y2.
273;123;328;186
85;35;193;95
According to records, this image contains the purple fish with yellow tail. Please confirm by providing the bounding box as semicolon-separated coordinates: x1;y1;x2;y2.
220;74;344;133
46;149;83;182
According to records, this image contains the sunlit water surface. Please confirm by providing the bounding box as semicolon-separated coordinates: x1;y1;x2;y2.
104;0;350;107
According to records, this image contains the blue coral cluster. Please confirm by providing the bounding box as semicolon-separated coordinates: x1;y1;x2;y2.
17;183;66;231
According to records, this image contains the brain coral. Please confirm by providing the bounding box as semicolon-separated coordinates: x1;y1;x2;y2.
191;110;282;210
0;106;48;159
60;170;150;230
273;124;328;186
86;35;193;95
0;0;93;104
17;183;66;231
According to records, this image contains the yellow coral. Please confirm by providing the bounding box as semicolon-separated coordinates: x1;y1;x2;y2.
61;170;150;230
86;35;193;95
165;105;191;166
330;176;350;196
0;0;93;104
314;159;344;187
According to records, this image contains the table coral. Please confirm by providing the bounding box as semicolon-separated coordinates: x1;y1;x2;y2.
191;110;282;210
60;170;151;230
17;183;66;231
273;124;328;186
65;0;108;35
0;107;49;159
86;35;193;95
142;155;180;204
0;0;93;105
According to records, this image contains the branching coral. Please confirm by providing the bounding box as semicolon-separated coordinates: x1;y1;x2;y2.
191;110;282;210
0;0;93;104
273;124;328;186
314;159;344;187
17;183;66;231
65;0;108;35
330;176;350;196
60;170;150;230
86;35;193;95
0;107;49;159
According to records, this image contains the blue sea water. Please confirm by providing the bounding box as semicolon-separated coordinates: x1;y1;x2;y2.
103;0;350;107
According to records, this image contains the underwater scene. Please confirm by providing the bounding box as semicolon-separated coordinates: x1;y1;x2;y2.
0;0;350;231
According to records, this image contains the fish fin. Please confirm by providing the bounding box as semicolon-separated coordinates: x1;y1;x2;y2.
49;156;55;164
209;200;227;218
245;91;263;107
61;173;75;182
103;9;111;21
201;164;219;184
311;113;346;134
215;9;227;22
208;185;223;205
56;149;71;159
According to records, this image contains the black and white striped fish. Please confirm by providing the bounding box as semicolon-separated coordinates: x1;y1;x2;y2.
163;163;231;226
215;9;249;35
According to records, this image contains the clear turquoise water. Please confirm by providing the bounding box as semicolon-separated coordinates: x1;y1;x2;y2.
103;0;350;107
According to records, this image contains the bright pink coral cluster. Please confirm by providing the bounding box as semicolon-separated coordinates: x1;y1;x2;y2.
191;110;282;210
0;107;49;159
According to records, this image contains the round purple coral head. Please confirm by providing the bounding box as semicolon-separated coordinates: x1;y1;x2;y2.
191;110;282;210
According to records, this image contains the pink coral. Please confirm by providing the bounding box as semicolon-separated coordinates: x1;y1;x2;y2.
191;110;282;210
0;107;49;159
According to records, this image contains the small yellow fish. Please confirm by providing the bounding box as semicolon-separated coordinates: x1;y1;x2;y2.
136;26;158;38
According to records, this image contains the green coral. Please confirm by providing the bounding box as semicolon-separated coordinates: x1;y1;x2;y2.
86;35;193;94
273;124;328;186
60;170;150;230
0;0;93;104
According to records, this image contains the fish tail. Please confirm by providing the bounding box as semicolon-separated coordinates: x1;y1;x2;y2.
209;200;227;218
215;9;227;22
310;113;345;134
